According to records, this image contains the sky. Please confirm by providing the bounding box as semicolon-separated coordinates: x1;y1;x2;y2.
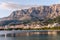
0;0;60;18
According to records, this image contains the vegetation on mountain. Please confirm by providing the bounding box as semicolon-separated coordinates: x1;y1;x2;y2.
0;4;60;29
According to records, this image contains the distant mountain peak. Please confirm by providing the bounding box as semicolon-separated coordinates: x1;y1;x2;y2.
0;4;60;26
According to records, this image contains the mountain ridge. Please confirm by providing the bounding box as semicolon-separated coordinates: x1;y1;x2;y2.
0;4;60;26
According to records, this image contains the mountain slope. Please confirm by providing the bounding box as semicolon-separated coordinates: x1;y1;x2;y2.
0;4;60;26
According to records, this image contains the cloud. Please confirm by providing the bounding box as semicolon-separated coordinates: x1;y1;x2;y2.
0;2;39;10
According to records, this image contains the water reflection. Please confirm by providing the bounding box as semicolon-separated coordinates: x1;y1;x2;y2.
0;31;60;40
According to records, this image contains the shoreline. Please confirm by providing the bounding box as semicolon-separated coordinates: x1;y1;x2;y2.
1;29;60;31
0;30;59;35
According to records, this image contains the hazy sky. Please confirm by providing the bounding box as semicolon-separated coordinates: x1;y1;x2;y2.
0;0;60;18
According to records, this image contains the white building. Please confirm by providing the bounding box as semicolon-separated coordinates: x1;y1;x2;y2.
52;23;60;27
47;24;53;28
47;23;60;28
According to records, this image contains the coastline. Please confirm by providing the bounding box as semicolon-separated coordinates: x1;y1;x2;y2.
0;30;59;35
0;29;60;31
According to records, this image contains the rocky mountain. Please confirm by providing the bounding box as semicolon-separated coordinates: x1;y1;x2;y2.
0;4;60;26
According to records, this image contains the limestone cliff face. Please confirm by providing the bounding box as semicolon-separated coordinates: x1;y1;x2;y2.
1;4;60;21
0;4;60;26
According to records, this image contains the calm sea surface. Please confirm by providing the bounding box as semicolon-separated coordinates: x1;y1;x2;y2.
0;30;60;40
